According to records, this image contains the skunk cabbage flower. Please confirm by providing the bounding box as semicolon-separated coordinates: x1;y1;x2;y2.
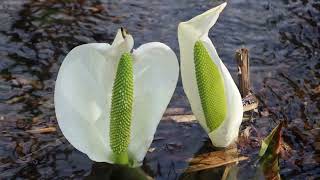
54;28;179;167
178;2;243;147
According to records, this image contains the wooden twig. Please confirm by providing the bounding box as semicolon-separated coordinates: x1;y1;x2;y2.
221;165;233;180
26;127;56;134
162;115;196;122
185;148;248;173
236;48;250;97
236;48;259;112
164;107;193;116
162;96;258;122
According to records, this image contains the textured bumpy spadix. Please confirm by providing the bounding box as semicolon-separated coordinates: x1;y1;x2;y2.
194;41;227;131
109;53;133;164
54;29;179;167
178;2;243;147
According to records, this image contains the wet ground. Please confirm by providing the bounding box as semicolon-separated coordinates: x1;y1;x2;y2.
0;0;319;179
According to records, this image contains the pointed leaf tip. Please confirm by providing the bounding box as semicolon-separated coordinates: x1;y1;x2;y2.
259;122;283;157
180;2;227;39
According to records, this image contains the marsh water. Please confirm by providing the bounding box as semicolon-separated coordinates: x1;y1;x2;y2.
0;0;319;179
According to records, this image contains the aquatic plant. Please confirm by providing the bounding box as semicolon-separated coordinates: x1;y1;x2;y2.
258;123;283;180
178;2;243;147
54;28;179;167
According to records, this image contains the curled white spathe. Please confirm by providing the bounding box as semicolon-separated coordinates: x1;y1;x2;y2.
178;2;243;147
54;29;179;167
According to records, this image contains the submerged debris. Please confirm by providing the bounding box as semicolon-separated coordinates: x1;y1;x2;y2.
185;148;248;173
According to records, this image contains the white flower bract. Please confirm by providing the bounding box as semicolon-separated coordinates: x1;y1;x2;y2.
178;2;243;147
54;29;179;167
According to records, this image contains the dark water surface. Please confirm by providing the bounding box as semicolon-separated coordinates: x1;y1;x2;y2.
0;0;319;179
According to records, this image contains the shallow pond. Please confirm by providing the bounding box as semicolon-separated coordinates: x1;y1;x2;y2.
0;0;319;179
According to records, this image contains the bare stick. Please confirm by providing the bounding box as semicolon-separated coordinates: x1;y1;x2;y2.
162;96;258;122
235;48;250;97
221;165;233;180
235;48;258;113
26;127;56;134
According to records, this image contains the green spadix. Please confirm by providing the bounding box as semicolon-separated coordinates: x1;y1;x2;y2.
194;40;227;131
109;52;133;165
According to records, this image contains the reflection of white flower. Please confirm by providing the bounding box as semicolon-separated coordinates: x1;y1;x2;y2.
54;29;179;167
178;2;243;147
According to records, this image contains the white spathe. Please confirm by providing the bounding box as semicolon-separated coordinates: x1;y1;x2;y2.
178;2;243;147
54;29;179;167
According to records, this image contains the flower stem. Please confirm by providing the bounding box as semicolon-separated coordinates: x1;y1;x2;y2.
114;151;129;165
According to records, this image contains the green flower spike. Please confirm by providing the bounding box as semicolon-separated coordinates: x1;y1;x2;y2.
109;52;133;165
54;28;179;167
178;2;243;147
194;40;227;131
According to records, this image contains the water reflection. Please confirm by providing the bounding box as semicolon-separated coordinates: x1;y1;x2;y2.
0;0;319;179
86;163;152;180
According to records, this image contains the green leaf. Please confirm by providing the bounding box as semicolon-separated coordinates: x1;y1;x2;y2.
258;122;283;180
259;123;282;157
